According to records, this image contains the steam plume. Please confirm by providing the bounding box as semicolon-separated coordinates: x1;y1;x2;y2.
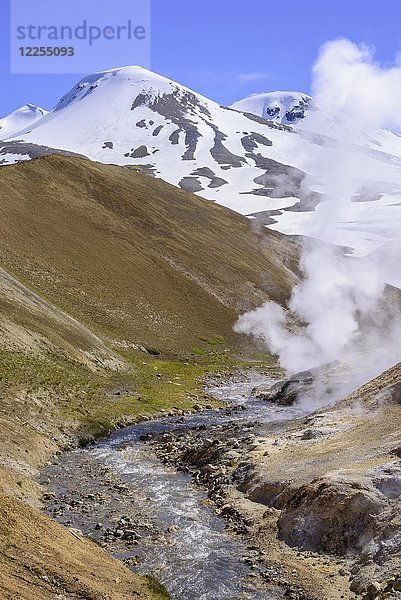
236;39;401;400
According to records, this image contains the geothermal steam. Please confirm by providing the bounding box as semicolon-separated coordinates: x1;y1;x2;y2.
236;39;401;396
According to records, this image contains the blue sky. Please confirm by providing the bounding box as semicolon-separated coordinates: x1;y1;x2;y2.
1;0;401;115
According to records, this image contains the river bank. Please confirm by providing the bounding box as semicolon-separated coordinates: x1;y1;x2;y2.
0;353;265;600
42;374;286;600
40;374;333;599
149;374;401;600
41;369;401;600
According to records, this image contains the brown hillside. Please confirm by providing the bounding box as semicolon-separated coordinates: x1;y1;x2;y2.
0;154;300;599
0;154;298;355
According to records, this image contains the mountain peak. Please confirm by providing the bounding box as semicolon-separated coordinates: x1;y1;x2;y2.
53;65;199;113
230;91;313;125
0;104;48;139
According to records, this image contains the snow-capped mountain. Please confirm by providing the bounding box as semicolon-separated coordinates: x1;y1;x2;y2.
230;91;312;125
0;104;48;140
2;65;401;279
0;66;313;214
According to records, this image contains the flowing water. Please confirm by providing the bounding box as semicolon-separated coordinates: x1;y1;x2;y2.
43;377;309;600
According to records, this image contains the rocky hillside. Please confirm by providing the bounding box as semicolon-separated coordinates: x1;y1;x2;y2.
151;362;401;599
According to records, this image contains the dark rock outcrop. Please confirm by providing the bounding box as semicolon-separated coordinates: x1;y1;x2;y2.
252;370;314;406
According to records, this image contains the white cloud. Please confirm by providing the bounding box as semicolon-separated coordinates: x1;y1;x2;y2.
236;71;270;84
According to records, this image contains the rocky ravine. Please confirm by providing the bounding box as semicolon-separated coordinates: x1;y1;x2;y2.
146;367;401;600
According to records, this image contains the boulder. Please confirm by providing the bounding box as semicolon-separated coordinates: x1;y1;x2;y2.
252;370;314;406
277;477;385;554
